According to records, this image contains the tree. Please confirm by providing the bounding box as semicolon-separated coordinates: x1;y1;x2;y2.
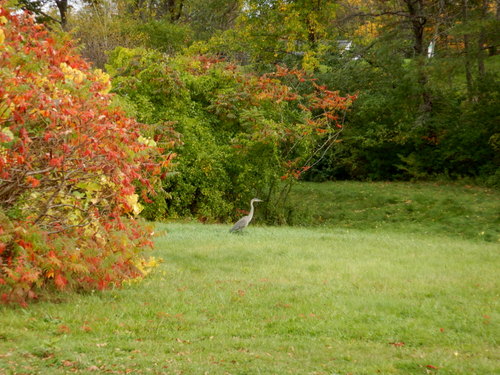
17;0;69;29
183;0;241;39
199;0;339;69
70;0;147;68
299;0;499;182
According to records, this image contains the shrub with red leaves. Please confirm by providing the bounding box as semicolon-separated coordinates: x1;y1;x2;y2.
0;3;169;305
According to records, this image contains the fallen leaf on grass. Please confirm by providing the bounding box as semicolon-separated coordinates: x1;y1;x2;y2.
275;302;292;308
57;325;71;334
62;360;75;367
81;325;92;332
388;342;405;347
426;364;438;370
298;313;322;319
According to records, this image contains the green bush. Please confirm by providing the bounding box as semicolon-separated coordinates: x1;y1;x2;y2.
107;49;354;222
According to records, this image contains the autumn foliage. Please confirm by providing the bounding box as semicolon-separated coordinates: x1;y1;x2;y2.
0;4;168;305
107;50;355;221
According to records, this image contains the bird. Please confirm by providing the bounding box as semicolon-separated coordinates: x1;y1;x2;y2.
229;198;263;233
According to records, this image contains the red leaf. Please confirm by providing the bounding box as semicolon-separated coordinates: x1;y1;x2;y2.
389;342;405;347
49;157;63;167
19;127;29;140
58;325;71;334
54;273;68;289
26;176;40;187
81;324;92;332
17;239;33;249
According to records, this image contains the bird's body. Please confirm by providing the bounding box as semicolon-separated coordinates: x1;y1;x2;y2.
229;198;263;233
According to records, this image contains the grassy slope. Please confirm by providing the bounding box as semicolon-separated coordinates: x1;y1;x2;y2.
286;181;499;242
1;218;498;374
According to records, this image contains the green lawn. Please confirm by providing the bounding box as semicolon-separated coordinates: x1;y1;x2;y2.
286;181;499;242
1;218;498;374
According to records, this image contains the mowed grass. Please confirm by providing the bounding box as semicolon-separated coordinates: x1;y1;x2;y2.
1;221;498;374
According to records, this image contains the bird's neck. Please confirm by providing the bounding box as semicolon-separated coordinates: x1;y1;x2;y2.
249;201;255;218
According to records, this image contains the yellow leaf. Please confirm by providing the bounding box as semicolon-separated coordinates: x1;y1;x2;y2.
1;127;13;141
124;194;143;216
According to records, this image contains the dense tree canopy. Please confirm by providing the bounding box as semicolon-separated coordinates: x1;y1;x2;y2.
15;0;496;187
7;0;499;183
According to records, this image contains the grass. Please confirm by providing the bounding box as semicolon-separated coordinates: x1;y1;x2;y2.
285;181;499;242
1;216;499;374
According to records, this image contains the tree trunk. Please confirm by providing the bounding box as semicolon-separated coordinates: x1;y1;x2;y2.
403;0;432;116
305;0;323;48
462;0;474;99
404;0;426;55
492;0;500;55
167;0;183;21
477;0;488;77
54;0;68;30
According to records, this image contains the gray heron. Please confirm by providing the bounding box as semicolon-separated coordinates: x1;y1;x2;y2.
229;198;263;233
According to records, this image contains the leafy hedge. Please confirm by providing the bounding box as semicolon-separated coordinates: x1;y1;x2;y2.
107;49;355;223
0;5;169;305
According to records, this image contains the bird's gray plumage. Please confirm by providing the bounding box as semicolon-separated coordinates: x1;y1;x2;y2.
229;198;263;233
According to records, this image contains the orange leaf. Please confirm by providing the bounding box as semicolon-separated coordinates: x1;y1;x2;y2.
81;325;92;332
49;157;63;167
54;273;68;289
389;342;405;347
26;176;40;187
58;324;71;334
